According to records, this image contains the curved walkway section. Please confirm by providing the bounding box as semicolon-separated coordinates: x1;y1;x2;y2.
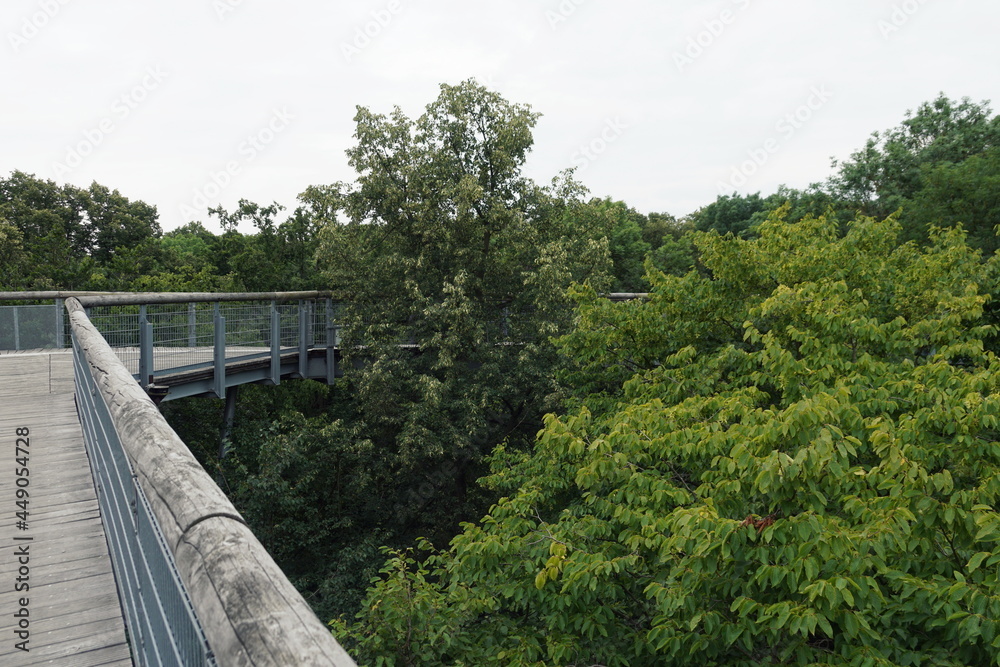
0;350;132;666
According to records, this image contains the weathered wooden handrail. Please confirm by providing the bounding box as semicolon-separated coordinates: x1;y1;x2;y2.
0;291;333;305
75;291;333;307
67;297;356;666
0;290;118;301
2;290;642;304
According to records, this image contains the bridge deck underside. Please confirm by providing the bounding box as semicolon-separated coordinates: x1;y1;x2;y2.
0;351;132;666
115;346;343;401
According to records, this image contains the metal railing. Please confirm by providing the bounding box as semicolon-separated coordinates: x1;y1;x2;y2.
74;293;340;399
0;302;66;350
65;293;357;666
73;329;216;666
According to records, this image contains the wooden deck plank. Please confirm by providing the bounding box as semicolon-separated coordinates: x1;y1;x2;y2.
0;352;132;666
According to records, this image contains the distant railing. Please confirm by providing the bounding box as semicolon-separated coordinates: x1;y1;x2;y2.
66;295;357;666
75;292;340;398
0;292;147;352
0;302;65;350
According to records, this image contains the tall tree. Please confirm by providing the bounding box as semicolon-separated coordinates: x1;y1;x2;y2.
902;146;1000;252
0;171;161;287
316;77;614;497
219;81;614;621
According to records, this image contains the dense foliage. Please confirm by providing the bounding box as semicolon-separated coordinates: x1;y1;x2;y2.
336;211;1000;665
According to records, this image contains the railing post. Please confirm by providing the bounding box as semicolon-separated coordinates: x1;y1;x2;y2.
188;302;197;347
55;298;65;348
219;385;239;462
12;306;20;351
325;298;336;384
298;300;309;378
139;305;154;387
214;302;226;399
270;300;280;386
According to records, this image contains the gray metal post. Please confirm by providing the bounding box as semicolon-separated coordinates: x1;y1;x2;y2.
214;303;226;399
298;300;309;378
219;385;239;461
188;303;197;347
55;298;65;348
139;305;154;387
270;301;280;386
325;298;336;384
12;307;19;351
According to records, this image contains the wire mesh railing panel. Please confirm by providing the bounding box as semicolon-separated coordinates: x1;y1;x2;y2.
147;304;216;374
88;307;141;373
73;335;216;666
219;302;272;362
0;308;13;350
278;304;300;349
62;297;341;384
0;305;65;350
136;485;217;665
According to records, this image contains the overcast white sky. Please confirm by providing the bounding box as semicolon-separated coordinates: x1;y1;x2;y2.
3;0;999;233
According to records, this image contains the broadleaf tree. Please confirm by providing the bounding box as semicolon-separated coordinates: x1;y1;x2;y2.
336;208;1000;666
214;80;616;621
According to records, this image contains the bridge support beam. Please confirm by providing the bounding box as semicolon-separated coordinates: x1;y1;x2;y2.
326;298;337;385
219;385;239;461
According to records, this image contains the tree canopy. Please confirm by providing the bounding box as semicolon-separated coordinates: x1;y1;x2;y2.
335;209;1000;666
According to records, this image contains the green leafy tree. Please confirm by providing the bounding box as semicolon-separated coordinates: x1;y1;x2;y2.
902;146;1000;253
205;199;324;291
84;182;161;263
315;79;612;478
338;208;1000;666
639;211;680;249
830;94;1000;220
317;77;614;524
693;188;855;242
0;219;29;289
588;198;652;292
214;81;613;621
691;192;766;237
0;171;161;288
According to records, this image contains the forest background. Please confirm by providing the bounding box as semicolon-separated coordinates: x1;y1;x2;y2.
5;83;1000;665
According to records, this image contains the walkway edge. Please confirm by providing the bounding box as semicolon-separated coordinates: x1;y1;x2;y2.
66;298;356;666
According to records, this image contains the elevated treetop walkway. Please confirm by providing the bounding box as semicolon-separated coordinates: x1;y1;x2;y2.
0;292;356;666
0;289;646;665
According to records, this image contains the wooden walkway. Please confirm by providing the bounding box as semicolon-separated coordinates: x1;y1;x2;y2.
0;350;132;666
